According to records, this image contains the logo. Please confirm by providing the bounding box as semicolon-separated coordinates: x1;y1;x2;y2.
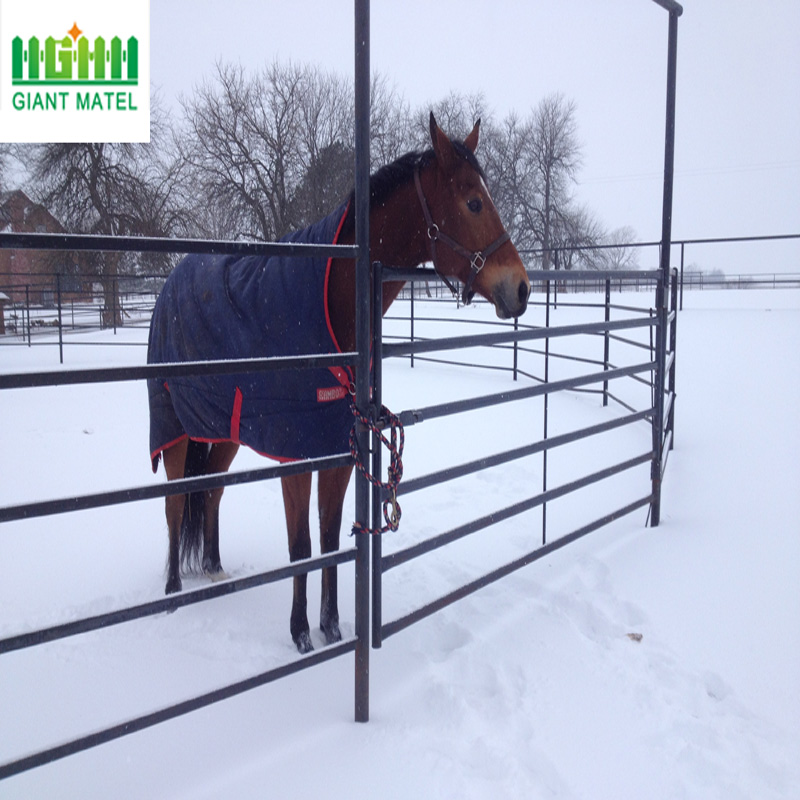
0;1;149;142
317;386;349;403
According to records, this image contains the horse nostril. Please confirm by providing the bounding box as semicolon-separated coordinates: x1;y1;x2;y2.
518;280;530;307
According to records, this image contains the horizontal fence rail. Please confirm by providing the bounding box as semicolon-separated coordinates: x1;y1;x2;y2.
0;230;359;259
394;361;655;424
0;547;357;655
0;454;351;525
383;317;657;359
0;351;357;391
0;637;358;782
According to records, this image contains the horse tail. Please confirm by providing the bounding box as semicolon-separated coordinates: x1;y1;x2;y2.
179;440;210;572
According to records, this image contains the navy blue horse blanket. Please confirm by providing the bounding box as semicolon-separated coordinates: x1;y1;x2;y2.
148;202;353;470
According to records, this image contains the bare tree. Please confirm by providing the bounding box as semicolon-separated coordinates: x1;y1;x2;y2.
291;66;354;226
178;62;297;241
289;140;353;227
551;206;607;272
600;226;640;271
174;60;632;279
369;73;413;169
409;91;487;151
0;144;9;192
18;101;185;322
527;93;582;270
481;112;541;258
178;60;357;241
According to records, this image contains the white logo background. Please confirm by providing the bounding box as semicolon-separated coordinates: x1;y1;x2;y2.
0;0;149;142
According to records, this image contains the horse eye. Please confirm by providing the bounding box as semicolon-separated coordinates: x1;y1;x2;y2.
467;198;483;214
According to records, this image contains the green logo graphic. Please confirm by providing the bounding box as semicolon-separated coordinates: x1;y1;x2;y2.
12;22;138;86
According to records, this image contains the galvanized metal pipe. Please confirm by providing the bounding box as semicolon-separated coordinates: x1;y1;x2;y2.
353;0;371;722
651;5;680;527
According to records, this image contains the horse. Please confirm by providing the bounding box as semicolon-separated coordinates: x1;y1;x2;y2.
147;112;530;654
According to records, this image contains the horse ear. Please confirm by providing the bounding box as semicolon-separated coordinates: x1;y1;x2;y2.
464;118;481;153
430;111;457;171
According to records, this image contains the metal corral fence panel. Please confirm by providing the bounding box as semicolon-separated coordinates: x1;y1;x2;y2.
369;263;677;647
0;261;364;779
0;0;373;772
0;0;695;782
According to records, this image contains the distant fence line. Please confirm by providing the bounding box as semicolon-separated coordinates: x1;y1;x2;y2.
1;266;798;355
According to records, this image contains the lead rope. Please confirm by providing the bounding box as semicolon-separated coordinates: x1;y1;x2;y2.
349;400;405;535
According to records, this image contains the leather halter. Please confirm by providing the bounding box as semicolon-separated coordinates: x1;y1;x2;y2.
414;165;510;305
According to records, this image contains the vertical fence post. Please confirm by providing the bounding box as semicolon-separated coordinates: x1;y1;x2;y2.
651;5;680;527
603;277;611;406
513;317;519;381
353;0;371;723
668;268;678;449
113;276;118;335
679;241;685;311
542;279;551;545
410;282;415;369
56;273;64;364
25;285;31;346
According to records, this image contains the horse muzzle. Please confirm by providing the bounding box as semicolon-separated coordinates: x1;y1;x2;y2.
492;275;531;319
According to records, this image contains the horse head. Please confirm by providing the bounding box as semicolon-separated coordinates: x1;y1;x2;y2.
418;112;530;319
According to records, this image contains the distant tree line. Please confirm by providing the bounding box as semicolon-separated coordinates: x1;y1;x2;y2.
5;60;640;282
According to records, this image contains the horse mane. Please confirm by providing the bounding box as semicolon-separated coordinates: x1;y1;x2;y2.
340;140;486;236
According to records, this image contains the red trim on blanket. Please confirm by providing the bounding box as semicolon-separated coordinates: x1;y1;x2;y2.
150;433;189;473
230;387;243;443
324;202;353;389
246;447;298;463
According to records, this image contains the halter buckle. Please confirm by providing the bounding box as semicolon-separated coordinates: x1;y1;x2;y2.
427;223;439;241
470;252;486;274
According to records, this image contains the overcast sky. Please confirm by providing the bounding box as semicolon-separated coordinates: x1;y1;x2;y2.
152;1;800;275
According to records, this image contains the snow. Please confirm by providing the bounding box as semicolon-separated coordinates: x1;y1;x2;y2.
1;288;798;799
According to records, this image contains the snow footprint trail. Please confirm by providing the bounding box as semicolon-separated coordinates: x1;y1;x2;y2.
535;553;796;799
374;546;797;800
382;607;578;799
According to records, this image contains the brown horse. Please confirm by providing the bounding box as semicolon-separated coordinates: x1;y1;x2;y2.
150;113;530;653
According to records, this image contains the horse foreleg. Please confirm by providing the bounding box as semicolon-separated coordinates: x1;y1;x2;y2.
163;439;189;594
281;471;314;653
317;464;354;645
202;442;239;577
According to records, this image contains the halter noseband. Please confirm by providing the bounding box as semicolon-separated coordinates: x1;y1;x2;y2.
414;166;510;305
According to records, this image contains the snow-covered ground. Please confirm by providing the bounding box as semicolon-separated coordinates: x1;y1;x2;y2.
1;288;798;799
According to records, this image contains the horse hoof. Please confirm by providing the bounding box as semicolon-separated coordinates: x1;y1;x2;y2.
294;631;314;654
165;575;182;595
204;565;229;582
203;554;223;572
321;622;342;646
